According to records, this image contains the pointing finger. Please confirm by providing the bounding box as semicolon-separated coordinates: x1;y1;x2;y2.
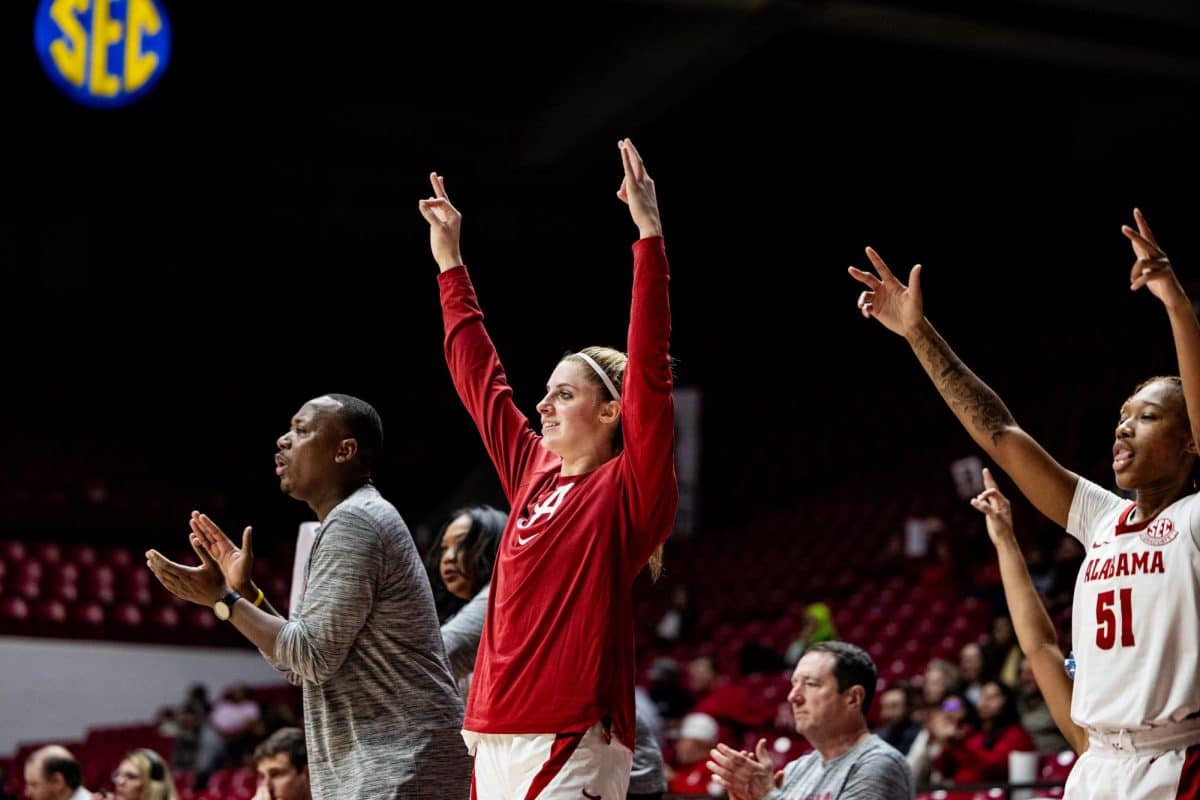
981;467;997;491
1133;207;1159;247
848;266;882;290
865;247;897;283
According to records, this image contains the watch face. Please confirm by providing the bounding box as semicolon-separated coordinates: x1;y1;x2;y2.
214;600;231;621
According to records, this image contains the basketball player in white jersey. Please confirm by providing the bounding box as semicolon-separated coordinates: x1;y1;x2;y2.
850;209;1200;799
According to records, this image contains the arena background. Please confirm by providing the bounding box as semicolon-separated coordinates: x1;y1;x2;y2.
4;1;1200;797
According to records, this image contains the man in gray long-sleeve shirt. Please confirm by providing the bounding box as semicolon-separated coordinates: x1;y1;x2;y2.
148;394;471;799
707;641;913;800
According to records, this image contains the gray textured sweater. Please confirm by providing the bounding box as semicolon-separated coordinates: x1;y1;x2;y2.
267;485;471;799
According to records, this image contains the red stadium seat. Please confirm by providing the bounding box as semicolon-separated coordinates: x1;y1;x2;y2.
117;581;153;606
102;548;134;568
1;596;32;635
84;567;116;604
2;596;31;620
44;561;81;602
49;560;81;584
31;542;62;563
69;601;106;637
0;539;27;562
229;767;257;797
149;604;181;629
111;602;144;632
64;544;98;566
36;598;68;625
1040;749;1077;783
15;574;41;600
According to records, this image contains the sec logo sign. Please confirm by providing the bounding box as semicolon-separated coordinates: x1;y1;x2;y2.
34;0;171;109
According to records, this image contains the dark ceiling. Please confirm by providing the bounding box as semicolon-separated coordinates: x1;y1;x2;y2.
4;0;1200;542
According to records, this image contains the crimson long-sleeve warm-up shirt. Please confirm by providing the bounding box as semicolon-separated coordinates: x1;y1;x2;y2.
438;236;678;749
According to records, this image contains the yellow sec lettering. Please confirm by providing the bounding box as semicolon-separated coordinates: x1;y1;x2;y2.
88;0;123;98
48;0;88;89
123;0;161;92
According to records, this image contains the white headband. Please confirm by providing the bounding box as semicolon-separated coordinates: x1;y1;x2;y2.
574;351;620;401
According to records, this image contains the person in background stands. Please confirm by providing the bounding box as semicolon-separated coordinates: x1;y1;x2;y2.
707;642;914;800
22;746;90;800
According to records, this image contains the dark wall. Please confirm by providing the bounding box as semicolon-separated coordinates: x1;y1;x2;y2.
4;1;1200;549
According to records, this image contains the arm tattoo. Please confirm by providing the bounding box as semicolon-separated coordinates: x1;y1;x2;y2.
913;325;1015;446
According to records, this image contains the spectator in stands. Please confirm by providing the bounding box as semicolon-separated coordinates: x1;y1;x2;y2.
1024;541;1055;595
152;708;178;738
210;683;263;765
902;512;945;560
655;585;694;648
1017;656;1071;755
145;394;470;798
917;659;960;721
170;707;225;788
906;694;977;790
101;749;177;800
932;680;1034;784
874;684;921;757
1046;534;1084;608
667;713;721;796
647;657;692;722
783;602;837;667
22;745;89;800
983;615;1021;689
211;683;261;734
182;683;210;720
692;646;781;741
707;642;914;799
423;504;506;699
252;727;310;800
686;654;719;705
916;534;963;597
958;643;986;706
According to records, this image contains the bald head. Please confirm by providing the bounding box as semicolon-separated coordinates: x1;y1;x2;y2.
24;746;81;800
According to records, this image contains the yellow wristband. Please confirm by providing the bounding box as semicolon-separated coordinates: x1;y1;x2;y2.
252;587;265;607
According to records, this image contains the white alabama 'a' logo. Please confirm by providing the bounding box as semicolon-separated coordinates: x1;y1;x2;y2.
515;482;576;545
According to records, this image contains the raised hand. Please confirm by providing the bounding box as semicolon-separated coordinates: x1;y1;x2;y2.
418;172;464;272
616;138;662;239
189;511;255;597
848;247;924;338
928;709;962;743
707;740;777;800
1123;208;1185;307
970;467;1015;547
145;534;228;606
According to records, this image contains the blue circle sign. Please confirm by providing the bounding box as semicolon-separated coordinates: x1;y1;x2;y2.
34;0;171;109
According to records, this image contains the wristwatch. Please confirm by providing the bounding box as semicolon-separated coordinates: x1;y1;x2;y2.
213;590;242;621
